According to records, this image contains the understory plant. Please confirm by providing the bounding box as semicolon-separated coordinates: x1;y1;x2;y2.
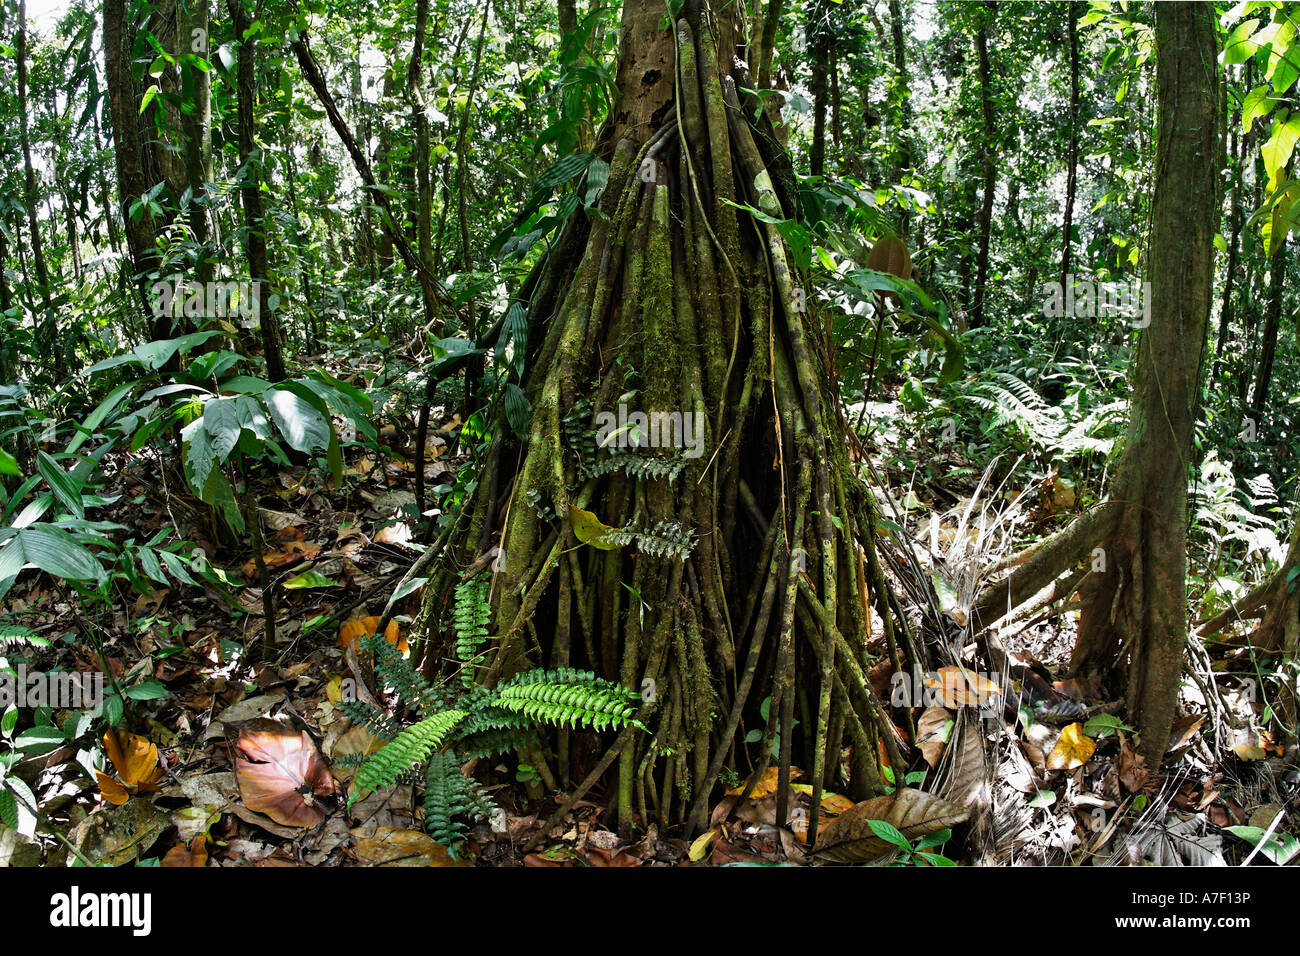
339;580;641;851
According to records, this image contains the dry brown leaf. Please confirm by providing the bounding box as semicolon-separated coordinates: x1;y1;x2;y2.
727;765;803;799
353;826;468;866
233;722;334;828
812;788;971;863
98;730;164;803
337;616;407;656
916;706;953;768
925;666;1001;709
161;836;208;867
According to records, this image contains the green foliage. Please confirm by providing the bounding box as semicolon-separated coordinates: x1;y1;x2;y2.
453;578;491;687
348;709;468;804
345;587;640;847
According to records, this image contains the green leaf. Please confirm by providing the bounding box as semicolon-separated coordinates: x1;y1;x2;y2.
0;448;19;477
4;526;104;583
535;152;595;189
282;568;337;589
265;388;330;453
203;397;245;461
1243;84;1277;133
503;384;532;438
1262;110;1300;192
1223;18;1262;65
37;452;84;520
66;382;134;456
125;680;170;702
1226;824;1300;865
865;818;912;851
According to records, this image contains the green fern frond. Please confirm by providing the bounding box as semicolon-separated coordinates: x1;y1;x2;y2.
423;752;497;846
453;578;492;687
337;699;403;742
492;669;637;731
586;453;687;483
363;632;450;718
349;710;467;804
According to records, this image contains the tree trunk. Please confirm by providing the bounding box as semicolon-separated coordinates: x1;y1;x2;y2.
970;2;997;327
1214;120;1241;382
1069;1;1219;764
17;0;57;370
228;0;288;383
1058;0;1080;291
417;0;902;843
104;0;163;330
1249;230;1287;418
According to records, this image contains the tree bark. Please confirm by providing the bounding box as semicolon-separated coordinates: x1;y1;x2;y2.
416;0;902;843
970;2;997;327
228;0;288;383
1069;1;1219;763
1058;0;1080;291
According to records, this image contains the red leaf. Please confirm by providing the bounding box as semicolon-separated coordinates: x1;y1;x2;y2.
233;723;335;828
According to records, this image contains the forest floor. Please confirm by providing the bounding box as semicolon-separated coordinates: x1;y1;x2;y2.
3;361;1295;868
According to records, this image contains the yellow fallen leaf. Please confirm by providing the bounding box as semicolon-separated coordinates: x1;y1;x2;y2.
789;784;855;815
688;829;716;862
727;765;803;799
1047;722;1095;771
102;730;164;793
569;504;622;550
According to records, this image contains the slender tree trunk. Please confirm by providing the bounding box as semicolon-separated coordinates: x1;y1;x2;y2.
17;0;58;370
228;0;288;382
1214;121;1242;382
1070;1;1219;763
1058;0;1080;291
970;2;997;327
1249;230;1287;417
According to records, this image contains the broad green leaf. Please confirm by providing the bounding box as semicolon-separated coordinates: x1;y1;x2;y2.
265;389;330;453
1262;110;1300;192
283;568;337;589
1242;84;1277;133
37;452;84;520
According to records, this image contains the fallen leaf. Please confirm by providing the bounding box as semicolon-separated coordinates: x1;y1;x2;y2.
353;826;468;866
337;616;407;656
1166;713;1205;752
161;836;208;867
1047;722;1095;771
688;829;716;862
727;765;803;799
925;667;1001;709
98;730;164;803
233;723;335;828
916;705;953;768
812;789;971;863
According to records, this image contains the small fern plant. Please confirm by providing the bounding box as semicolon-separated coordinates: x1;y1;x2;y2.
338;590;640;850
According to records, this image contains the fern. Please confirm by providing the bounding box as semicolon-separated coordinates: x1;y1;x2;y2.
423;752;497;846
343;588;641;847
364;632;449;718
598;519;695;560
453;578;492;687
491;668;638;731
348;710;467;805
586;452;688;483
337;699;403;742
